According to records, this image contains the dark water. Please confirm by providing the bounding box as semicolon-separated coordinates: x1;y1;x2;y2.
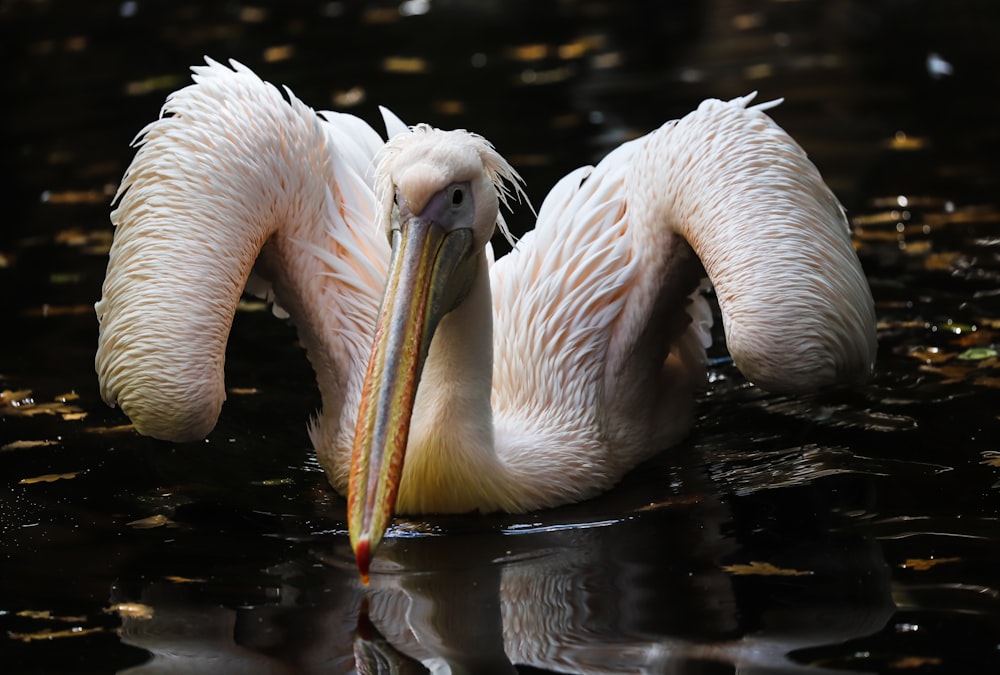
3;0;1000;672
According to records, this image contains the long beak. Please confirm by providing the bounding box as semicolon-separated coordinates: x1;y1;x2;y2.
348;215;473;584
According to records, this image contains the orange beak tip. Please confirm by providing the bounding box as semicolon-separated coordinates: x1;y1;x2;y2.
356;538;371;586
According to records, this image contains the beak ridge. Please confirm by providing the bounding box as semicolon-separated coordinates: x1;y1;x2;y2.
347;216;473;583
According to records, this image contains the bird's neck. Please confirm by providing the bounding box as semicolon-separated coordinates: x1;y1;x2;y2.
397;251;512;514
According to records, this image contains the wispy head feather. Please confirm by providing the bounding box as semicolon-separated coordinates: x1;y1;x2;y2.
374;124;528;244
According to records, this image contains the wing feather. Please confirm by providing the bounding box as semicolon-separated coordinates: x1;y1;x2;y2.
490;142;645;460
96;58;392;456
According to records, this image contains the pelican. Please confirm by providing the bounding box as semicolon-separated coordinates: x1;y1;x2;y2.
95;59;876;581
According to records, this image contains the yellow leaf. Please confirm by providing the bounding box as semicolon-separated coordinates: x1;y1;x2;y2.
922;251;959;271
919;364;969;383
127;514;173;529
2;439;59;451
106;603;154;620
18;471;84;484
17;609;86;622
0;390;86;419
165;575;207;584
906;347;952;364
16;610;53;620
382;56;428;73
982;452;1000;467
8;627;104;642
0;389;33;406
722;561;813;576
900;557;961;571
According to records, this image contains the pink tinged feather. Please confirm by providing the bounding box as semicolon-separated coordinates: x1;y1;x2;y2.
630;95;876;392
95;59;391;447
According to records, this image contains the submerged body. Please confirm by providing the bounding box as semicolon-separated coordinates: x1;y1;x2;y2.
95;59;876;577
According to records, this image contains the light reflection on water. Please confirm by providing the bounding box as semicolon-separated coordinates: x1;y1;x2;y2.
3;0;1000;673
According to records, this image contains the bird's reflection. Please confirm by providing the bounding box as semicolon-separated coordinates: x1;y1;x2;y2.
353;598;428;674
113;457;894;674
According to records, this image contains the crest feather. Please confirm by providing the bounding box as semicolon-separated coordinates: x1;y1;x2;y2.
374;124;529;244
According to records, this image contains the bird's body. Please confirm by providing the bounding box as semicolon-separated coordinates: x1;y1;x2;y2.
96;59;876;576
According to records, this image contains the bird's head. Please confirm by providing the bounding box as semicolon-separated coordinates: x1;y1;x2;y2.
348;126;524;583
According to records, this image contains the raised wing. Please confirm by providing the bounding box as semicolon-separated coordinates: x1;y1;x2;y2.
95;59;391;454
489;134;712;492
490;94;875;486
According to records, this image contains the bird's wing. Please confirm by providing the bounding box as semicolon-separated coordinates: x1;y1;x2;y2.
95;59;391;447
627;94;876;393
491;94;875;480
489;134;711;482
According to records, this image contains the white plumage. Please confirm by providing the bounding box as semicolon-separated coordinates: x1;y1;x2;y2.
95;59;876;576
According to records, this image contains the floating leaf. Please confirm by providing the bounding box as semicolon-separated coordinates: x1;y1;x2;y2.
1;389;33;406
634;494;702;512
2;439;59;451
18;471;84;485
957;347;998;361
955;329;995;347
982;452;1000;467
900;557;961;571
17;610;53;620
1;389;87;419
877;318;926;331
937;321;976;335
165;575;207;584
49;272;82;285
923;251;959;271
82;423;135;434
382;56;428;73
722;561;813;576
889;656;943;669
106;603;154;620
919;364;969;384
252;478;294;487
127;514;173;529
8;627;104;642
906;347;952;364
22;304;94;317
973;375;1000;389
123;73;185;96
236;299;270;312
17;610;86;622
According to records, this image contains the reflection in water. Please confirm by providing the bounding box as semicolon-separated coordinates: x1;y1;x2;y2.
113;462;894;674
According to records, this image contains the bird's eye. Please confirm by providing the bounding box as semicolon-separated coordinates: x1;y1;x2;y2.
451;187;464;207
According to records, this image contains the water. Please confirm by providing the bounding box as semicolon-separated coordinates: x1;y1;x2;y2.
3;0;1000;672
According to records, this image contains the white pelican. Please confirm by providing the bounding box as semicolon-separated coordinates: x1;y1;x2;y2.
95;59;876;581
